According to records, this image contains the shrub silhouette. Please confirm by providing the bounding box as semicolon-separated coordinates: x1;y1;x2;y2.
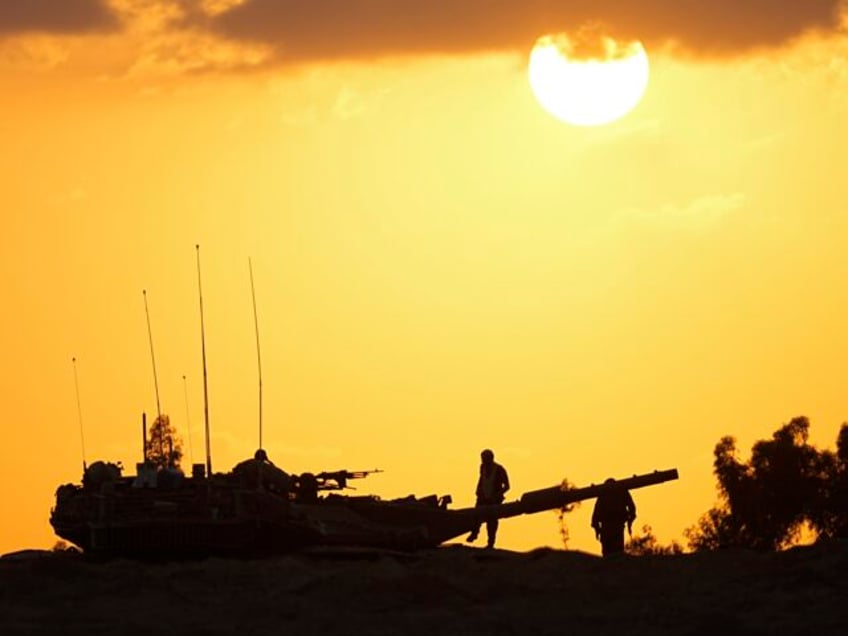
687;417;848;550
556;478;581;549
626;525;683;556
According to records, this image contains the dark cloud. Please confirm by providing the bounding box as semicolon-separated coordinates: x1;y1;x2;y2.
0;0;118;35
206;0;846;60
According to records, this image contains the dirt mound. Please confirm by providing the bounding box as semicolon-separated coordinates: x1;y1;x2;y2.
2;542;846;635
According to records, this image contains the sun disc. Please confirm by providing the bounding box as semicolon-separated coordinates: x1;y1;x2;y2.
529;32;650;127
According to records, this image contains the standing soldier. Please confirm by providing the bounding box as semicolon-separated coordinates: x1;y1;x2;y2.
467;449;510;549
591;478;637;556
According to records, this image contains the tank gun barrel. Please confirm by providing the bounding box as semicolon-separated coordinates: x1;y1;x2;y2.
481;468;679;521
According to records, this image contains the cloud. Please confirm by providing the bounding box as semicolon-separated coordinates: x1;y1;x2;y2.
0;0;118;36
202;0;847;62
0;35;70;69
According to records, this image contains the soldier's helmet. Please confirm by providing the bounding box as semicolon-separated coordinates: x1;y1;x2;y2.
481;449;494;461
254;448;268;462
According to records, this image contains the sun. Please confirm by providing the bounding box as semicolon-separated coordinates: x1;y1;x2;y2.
528;31;650;127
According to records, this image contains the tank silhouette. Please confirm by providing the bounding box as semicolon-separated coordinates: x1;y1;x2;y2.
50;456;678;558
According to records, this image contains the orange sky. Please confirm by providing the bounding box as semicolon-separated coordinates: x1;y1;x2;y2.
2;1;848;556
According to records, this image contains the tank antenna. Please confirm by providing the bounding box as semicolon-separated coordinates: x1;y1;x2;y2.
72;356;87;472
249;257;263;451
196;245;212;476
142;289;162;423
182;374;194;466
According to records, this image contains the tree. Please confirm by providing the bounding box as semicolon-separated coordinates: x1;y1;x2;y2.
145;414;183;469
687;416;837;551
809;423;848;539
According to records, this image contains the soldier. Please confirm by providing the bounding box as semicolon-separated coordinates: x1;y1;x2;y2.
233;448;292;493
591;478;637;556
467;449;510;548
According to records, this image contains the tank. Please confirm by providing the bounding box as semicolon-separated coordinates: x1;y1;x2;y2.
50;456;678;558
55;252;679;558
